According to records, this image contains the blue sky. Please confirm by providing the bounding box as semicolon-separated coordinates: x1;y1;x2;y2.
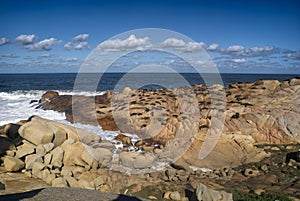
0;0;299;73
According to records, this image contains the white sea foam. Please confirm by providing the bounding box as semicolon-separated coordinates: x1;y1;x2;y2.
0;90;140;143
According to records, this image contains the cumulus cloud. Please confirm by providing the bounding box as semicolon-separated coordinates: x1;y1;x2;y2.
74;41;89;50
99;34;150;51
64;33;89;50
72;34;89;42
0;37;10;46
25;38;60;51
15;34;36;45
160;38;206;52
206;43;219;51
218;45;279;57
161;38;186;48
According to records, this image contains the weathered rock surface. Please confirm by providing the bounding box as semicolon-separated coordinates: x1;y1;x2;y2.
3;156;24;172
196;183;233;201
37;77;300;168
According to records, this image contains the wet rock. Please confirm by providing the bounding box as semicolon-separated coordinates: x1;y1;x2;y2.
114;134;133;146
40;91;59;103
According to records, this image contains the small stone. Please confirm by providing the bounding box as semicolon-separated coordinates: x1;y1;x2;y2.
288;159;296;166
260;165;268;172
43;143;54;153
44;153;52;165
61;167;72;177
25;154;43;170
163;191;171;199
15;142;35;158
36;144;46;156
65;176;79;187
40;169;50;180
147;195;158;200
94;176;105;187
254;189;265;195
169;191;181;201
5;150;15;157
32;162;45;178
78;179;94;190
271;147;280;151
3;156;25;172
46;173;56;185
244;168;260;177
51;177;68;187
50;147;64;167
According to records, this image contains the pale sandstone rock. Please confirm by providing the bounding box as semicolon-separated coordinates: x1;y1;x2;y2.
64;176;79;187
169;191;181;200
25;154;43;170
50;147;64;166
133;153;155;169
15;142;35;158
78;179;95;190
18;120;54;146
196;183;233;201
45;173;56;185
32;162;46;178
51;177;68;188
3;156;24;172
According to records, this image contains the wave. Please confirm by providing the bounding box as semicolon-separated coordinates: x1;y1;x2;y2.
0;89;105;125
0;89;139;145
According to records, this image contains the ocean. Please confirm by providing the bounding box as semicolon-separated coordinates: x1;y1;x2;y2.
0;73;298;140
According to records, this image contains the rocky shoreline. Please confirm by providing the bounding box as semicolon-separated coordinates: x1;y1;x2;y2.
0;78;300;200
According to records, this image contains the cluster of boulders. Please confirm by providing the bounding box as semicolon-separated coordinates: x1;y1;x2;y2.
0;116;161;190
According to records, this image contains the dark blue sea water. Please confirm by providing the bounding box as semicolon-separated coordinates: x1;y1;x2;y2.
0;73;299;92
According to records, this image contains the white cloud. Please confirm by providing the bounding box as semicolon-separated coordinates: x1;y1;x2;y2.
72;34;89;42
64;33;89;50
161;38;185;48
0;37;10;46
226;45;245;52
99;34;150;51
15;34;36;45
74;41;89;50
250;46;274;53
64;42;73;50
206;43;219;51
161;38;205;52
232;58;246;63
25;38;60;51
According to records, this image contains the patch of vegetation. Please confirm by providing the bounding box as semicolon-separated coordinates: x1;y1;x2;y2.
231;189;293;201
